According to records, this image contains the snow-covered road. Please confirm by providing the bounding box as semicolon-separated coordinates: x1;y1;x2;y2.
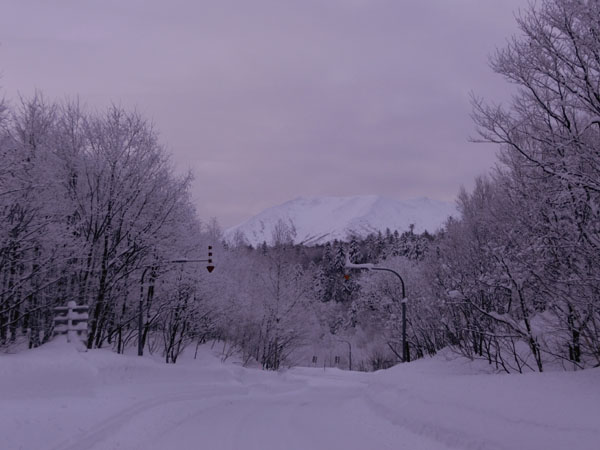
85;383;446;450
2;342;599;450
44;370;449;450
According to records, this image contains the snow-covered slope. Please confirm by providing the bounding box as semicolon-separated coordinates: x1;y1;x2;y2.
225;195;457;246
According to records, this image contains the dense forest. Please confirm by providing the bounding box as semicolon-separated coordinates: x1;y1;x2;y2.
1;0;599;373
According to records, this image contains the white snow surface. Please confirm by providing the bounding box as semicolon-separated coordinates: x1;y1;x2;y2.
224;195;457;246
1;341;598;450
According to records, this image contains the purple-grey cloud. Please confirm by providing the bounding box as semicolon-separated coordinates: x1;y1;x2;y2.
1;0;524;227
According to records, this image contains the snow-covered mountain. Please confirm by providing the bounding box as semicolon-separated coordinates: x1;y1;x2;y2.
224;195;457;246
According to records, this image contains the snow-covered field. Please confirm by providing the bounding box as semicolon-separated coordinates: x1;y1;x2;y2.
1;341;598;450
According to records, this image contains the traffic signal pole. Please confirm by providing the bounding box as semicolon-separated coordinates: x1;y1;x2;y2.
138;246;215;356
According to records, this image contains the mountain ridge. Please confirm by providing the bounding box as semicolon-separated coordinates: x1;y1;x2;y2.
224;195;457;246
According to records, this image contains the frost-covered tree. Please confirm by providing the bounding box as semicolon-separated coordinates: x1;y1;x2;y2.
0;94;70;348
471;0;600;368
0;94;203;355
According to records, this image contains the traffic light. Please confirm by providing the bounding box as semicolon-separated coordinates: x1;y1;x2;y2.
206;246;215;273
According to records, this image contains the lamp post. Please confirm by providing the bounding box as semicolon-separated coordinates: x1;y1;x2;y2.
138;247;215;357
345;255;409;362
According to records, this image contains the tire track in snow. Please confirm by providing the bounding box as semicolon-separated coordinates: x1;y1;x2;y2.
361;385;600;450
49;385;249;450
360;388;499;450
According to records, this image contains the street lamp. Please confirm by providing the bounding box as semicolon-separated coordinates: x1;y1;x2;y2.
138;247;215;356
345;255;409;362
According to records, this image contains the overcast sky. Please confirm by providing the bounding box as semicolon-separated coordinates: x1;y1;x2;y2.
1;0;524;228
